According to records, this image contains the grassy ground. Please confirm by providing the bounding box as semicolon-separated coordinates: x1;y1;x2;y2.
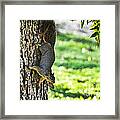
48;33;100;100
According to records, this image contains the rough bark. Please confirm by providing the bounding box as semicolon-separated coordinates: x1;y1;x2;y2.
20;20;56;100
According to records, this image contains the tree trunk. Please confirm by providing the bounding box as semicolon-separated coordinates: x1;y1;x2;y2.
20;20;56;100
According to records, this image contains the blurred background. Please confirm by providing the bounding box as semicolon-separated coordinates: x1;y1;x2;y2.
48;20;100;100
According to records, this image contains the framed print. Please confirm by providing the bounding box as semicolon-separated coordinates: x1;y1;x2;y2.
0;0;120;119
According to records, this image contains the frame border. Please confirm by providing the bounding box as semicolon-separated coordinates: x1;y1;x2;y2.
0;0;119;119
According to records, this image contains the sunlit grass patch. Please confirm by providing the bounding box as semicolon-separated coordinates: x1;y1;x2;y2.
49;33;100;100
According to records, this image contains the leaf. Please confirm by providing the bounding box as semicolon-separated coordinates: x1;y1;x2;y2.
87;20;93;25
90;25;99;30
87;20;89;25
90;32;99;38
95;36;100;46
81;20;85;28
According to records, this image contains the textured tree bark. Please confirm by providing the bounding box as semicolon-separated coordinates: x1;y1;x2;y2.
20;20;56;100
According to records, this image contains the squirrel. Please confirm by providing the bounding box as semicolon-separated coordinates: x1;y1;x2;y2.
39;42;55;75
27;42;55;88
39;42;55;85
27;24;55;87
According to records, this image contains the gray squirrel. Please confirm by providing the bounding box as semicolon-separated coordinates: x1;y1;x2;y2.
39;42;55;83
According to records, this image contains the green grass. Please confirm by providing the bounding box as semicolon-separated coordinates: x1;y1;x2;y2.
48;33;100;100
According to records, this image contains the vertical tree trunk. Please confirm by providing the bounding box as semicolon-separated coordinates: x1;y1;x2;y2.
20;20;56;100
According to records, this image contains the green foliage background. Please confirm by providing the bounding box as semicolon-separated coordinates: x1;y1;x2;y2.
48;33;100;100
81;20;100;45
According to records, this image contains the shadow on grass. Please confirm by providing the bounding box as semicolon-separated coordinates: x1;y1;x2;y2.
55;62;99;70
51;87;95;100
58;33;97;45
